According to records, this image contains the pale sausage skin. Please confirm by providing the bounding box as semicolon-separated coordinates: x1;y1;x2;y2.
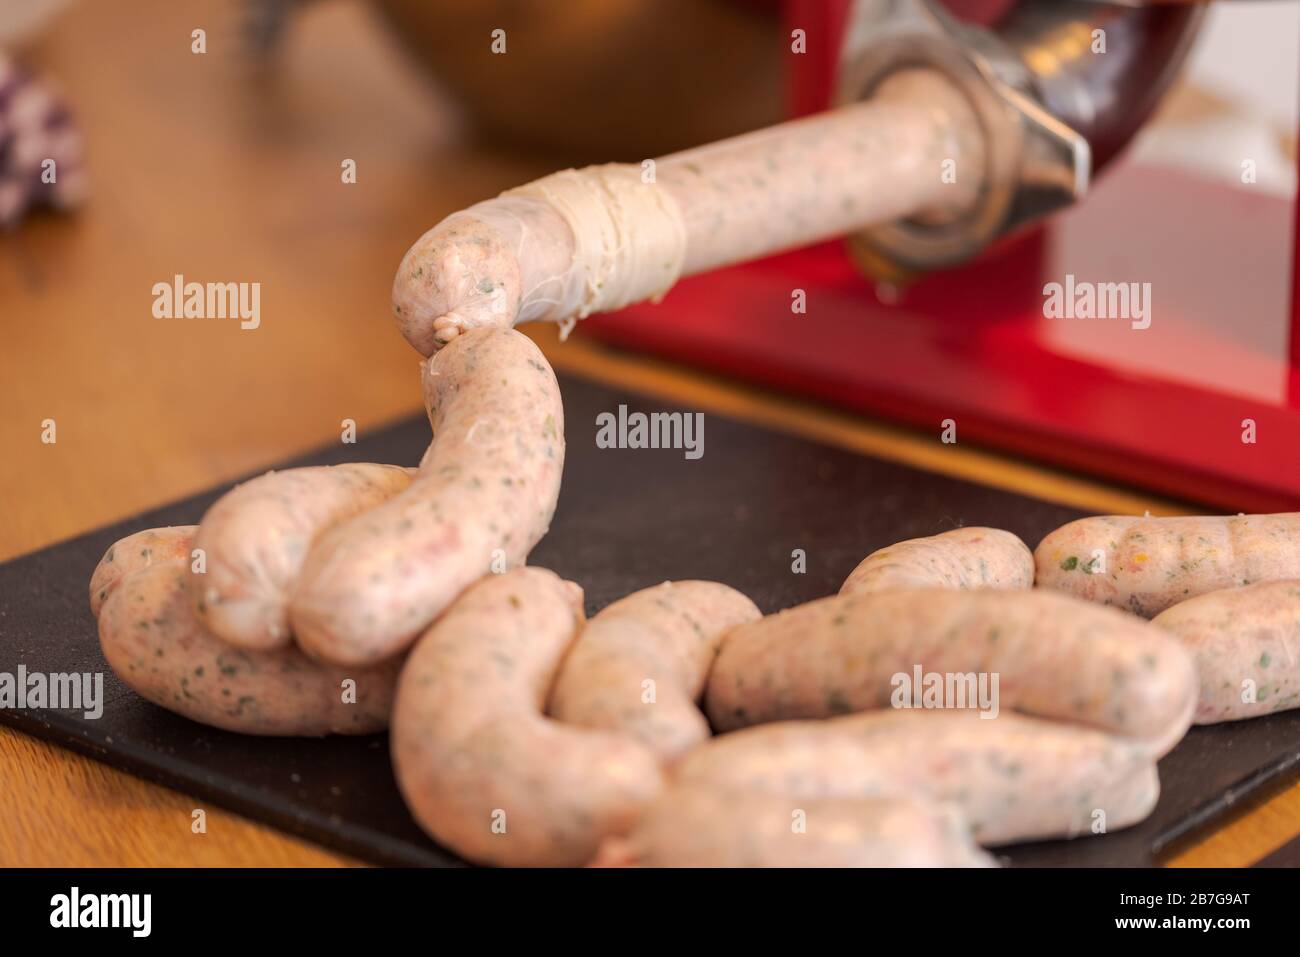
591;787;995;868
292;329;565;666
841;527;1034;595
392;72;985;355
674;711;1158;846
89;525;196;618
391;568;665;867
1035;513;1300;618
547;580;760;762
98;561;400;736
190;464;416;651
1153;580;1300;724
705;588;1196;756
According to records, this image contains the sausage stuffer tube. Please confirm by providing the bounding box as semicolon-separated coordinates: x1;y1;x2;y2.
392;0;1200;355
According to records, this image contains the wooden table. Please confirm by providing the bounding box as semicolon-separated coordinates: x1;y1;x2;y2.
1;0;1296;867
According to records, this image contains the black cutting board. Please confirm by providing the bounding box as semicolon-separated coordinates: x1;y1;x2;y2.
2;371;1299;867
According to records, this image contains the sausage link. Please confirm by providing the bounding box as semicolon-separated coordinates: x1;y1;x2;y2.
89;526;196;618
1153;580;1300;724
391;568;665;867
291;329;565;665
190;464;416;650
674;711;1158;846
1035;513;1300;618
590;786;995;868
547;580;760;761
841;527;1034;595
391;71;984;355
705;588;1196;756
98;561;399;735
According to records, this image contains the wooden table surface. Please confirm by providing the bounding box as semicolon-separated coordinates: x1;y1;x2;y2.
2;0;1297;868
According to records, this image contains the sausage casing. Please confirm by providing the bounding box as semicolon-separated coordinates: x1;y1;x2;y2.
98;561;400;735
548;580;760;761
705;587;1196;756
592;786;995;868
391;568;664;867
292;329;565;665
1035;513;1300;617
190;464;415;650
675;710;1158;845
841;527;1033;595
89;526;196;619
1153;580;1300;723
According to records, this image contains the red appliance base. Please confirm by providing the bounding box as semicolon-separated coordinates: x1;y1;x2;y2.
583;165;1300;512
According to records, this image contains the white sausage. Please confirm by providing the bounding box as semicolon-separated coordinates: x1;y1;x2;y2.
674;710;1158;845
1035;513;1300;618
590;786;995;868
190;464;416;650
89;525;195;618
391;71;984;354
705;587;1197;756
1153;580;1300;723
291;329;565;665
99;561;400;736
548;580;760;761
391;568;665;867
841;527;1034;595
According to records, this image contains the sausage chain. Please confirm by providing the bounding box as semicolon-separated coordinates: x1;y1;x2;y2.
391;568;665;867
291;328;565;666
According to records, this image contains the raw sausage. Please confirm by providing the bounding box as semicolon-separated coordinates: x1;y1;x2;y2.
1153;580;1300;724
392;71;985;354
190;464;416;650
705;588;1196;756
674;710;1158;845
291;328;565;665
841;527;1034;595
590;786;995;868
89;525;196;618
1035;513;1300;618
548;580;760;761
98;561;399;736
391;568;664;867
